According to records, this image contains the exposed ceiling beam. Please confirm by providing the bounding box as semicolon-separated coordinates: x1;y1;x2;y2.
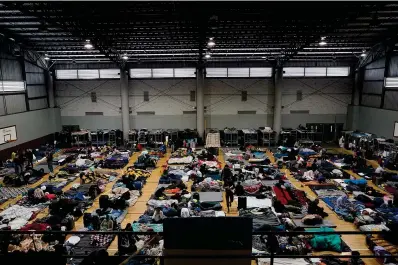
279;3;387;66
2;2;124;66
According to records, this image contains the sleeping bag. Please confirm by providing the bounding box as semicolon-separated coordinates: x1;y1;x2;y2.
309;227;343;252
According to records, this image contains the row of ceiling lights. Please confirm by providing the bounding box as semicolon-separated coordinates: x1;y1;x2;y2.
318;36;367;58
45;39;130;61
43;36;369;61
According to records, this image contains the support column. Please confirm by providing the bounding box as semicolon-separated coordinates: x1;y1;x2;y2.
347;69;363;131
120;68;130;142
381;46;393;109
273;67;283;141
196;67;205;140
47;70;55;108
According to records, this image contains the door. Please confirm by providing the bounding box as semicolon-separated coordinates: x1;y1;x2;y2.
306;123;344;143
322;123;344;143
306;123;324;142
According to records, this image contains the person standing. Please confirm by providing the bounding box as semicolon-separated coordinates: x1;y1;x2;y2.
225;185;235;213
221;165;232;182
26;149;34;168
46;151;54;176
13;152;21;174
18;150;26;171
170;140;175;153
235;181;245;197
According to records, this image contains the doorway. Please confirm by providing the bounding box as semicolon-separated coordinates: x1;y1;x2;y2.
306;123;344;143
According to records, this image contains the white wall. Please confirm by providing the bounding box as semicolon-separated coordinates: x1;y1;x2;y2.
347;106;398;139
205;78;273;129
281;78;352;128
56;77;352;130
0;108;61;151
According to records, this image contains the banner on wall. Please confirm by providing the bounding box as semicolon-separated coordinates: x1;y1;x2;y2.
394;122;398;138
0;125;17;145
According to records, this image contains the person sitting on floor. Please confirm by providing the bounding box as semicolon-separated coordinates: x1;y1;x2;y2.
238;173;245;182
311;159;318;171
180;206;190;218
307;198;328;218
100;215;114;231
375;163;385;175
336;194;349;209
152;207;165;224
79;172;94;184
235;181;245;196
206;151;215;161
154;187;167;199
118;223;139;255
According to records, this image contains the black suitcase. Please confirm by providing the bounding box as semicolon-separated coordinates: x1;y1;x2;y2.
99;195;110;209
61;215;75;231
192;192;200;201
238;197;247;210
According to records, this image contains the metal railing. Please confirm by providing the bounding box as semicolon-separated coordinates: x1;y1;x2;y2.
0;229;397;264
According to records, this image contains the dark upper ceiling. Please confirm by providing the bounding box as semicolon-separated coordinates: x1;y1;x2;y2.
0;1;398;66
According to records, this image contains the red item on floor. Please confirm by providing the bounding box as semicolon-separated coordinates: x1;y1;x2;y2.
45;193;56;200
273;186;292;205
20;223;50;231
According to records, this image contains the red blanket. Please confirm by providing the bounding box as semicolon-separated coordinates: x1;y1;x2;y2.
273;186;292;205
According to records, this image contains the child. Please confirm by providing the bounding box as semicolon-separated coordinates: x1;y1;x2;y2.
152;207;165;223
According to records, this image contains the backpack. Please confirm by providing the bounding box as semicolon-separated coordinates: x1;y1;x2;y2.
192;192;200;201
99;195;110;209
120;234;130;248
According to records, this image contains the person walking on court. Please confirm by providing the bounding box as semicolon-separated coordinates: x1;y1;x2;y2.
225;184;235;213
26;149;34;168
46;151;54;176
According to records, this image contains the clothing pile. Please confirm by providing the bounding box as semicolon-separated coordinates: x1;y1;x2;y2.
307;227;350;252
322;195;365;222
134;151;158;169
191;177;221;192
0;205;40;229
103;153;130;169
239;208;280;231
168;156;194;165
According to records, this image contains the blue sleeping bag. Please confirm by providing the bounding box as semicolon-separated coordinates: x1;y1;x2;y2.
344;178;367;186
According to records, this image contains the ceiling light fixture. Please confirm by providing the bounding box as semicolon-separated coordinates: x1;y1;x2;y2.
84;40;93;49
84;43;93;49
261;56;267;59
44;54;50;60
205;54;211;58
208;37;215;47
361;50;367;57
122;54;128;60
319;36;327;46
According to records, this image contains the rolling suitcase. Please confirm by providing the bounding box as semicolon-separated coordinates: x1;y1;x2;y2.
238;196;247;210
